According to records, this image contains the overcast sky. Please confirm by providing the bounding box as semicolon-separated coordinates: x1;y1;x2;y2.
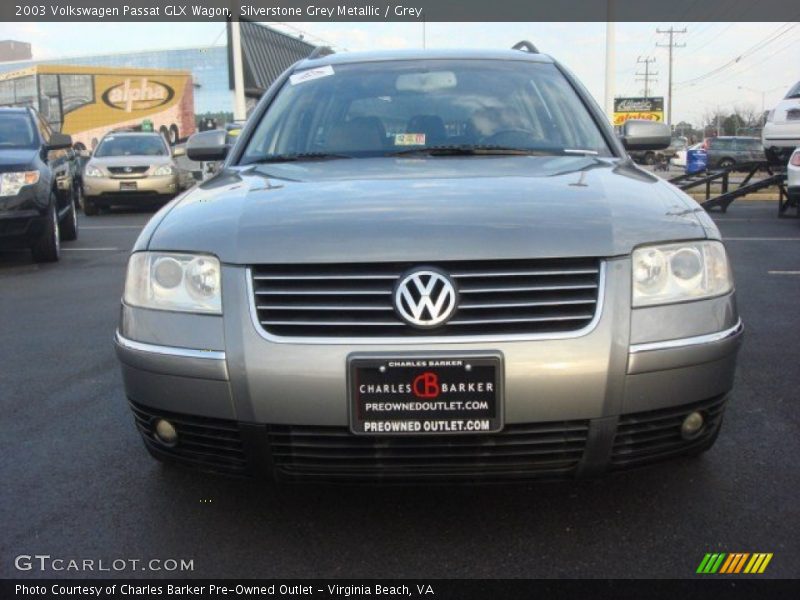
2;21;798;126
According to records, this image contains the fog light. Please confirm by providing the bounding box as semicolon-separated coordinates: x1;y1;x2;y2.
681;411;705;440
154;419;178;446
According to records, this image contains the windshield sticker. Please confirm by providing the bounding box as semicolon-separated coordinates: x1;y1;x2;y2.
289;65;335;86
394;133;426;146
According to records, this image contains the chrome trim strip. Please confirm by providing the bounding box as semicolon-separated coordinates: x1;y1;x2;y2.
245;261;607;345
629;319;743;354
114;331;226;361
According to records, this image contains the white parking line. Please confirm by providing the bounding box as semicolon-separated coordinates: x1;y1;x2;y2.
80;226;144;230
61;247;120;251
768;271;800;275
724;237;800;241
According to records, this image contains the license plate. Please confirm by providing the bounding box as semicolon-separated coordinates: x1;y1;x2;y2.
120;181;137;191
349;355;503;435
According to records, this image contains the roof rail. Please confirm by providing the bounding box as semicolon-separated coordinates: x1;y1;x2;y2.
512;40;539;54
307;46;335;60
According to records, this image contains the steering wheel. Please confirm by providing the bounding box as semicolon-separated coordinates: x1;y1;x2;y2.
481;128;537;147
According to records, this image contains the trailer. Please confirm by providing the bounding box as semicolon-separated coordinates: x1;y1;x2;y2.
668;161;796;217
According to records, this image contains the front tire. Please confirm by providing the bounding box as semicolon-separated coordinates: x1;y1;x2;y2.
83;196;99;216
31;198;60;263
60;190;79;241
718;158;735;169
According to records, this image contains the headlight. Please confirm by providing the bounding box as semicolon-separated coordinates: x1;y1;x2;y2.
153;165;174;176
123;252;221;314
84;165;103;178
0;171;40;196
632;241;732;307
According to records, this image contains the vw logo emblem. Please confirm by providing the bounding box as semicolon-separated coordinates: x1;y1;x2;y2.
394;269;457;328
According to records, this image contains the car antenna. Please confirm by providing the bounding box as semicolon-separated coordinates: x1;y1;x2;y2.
512;40;539;54
307;46;335;60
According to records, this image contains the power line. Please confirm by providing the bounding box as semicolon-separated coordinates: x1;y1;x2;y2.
675;22;797;87
635;56;658;97
656;27;687;124
678;34;800;96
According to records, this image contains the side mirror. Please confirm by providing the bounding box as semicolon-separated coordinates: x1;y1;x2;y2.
47;132;73;150
620;120;671;151
172;144;186;158
186;130;229;162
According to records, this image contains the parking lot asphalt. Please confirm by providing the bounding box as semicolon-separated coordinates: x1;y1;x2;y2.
1;200;799;580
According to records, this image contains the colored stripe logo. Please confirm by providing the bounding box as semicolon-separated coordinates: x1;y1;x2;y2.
697;553;773;574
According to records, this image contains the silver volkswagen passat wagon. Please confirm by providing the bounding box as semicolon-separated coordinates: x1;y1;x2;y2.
115;45;743;482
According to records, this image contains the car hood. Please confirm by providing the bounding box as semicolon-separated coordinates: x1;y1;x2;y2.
144;156;707;264
0;148;38;172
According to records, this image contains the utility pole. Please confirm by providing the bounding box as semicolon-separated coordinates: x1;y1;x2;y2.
635;56;658;98
229;20;247;122
604;22;616;119
603;1;616;121
656;27;686;125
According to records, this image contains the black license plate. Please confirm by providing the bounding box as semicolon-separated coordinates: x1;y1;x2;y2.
120;181;137;191
349;355;502;435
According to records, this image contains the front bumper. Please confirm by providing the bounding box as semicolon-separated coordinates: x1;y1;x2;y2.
0;185;49;246
115;259;744;482
83;174;177;199
762;121;800;149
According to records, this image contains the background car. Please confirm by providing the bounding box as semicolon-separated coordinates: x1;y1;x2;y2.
630;136;687;166
788;147;800;203
702;136;764;169
670;142;703;168
0;106;77;262
763;81;800;166
81;131;184;216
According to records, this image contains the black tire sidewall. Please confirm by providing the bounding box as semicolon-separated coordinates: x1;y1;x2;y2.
31;196;60;262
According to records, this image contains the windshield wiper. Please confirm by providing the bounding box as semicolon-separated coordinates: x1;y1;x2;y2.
388;145;566;157
246;152;353;164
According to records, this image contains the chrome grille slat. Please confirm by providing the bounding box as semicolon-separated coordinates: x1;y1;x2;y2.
451;268;599;278
261;320;405;327
256;305;394;311
449;314;594;326
251;258;602;338
460;284;598;294
460;299;595;309
254;289;392;296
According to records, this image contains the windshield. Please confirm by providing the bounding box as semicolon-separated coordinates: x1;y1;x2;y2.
240;59;612;163
785;81;800;99
0;113;36;148
95;135;168;157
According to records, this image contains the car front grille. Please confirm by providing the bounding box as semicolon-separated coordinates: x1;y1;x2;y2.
610;395;727;469
267;421;589;482
107;166;150;176
129;402;247;474
250;258;602;338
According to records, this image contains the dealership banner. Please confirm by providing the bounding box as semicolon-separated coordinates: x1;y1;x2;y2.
3;579;799;599
4;0;800;21
613;96;665;126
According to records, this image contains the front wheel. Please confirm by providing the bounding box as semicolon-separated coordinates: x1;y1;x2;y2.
83;196;99;216
60;190;79;241
31;199;60;263
718;158;735;169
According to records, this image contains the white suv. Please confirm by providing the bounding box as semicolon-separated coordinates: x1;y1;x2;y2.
763;81;800;165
